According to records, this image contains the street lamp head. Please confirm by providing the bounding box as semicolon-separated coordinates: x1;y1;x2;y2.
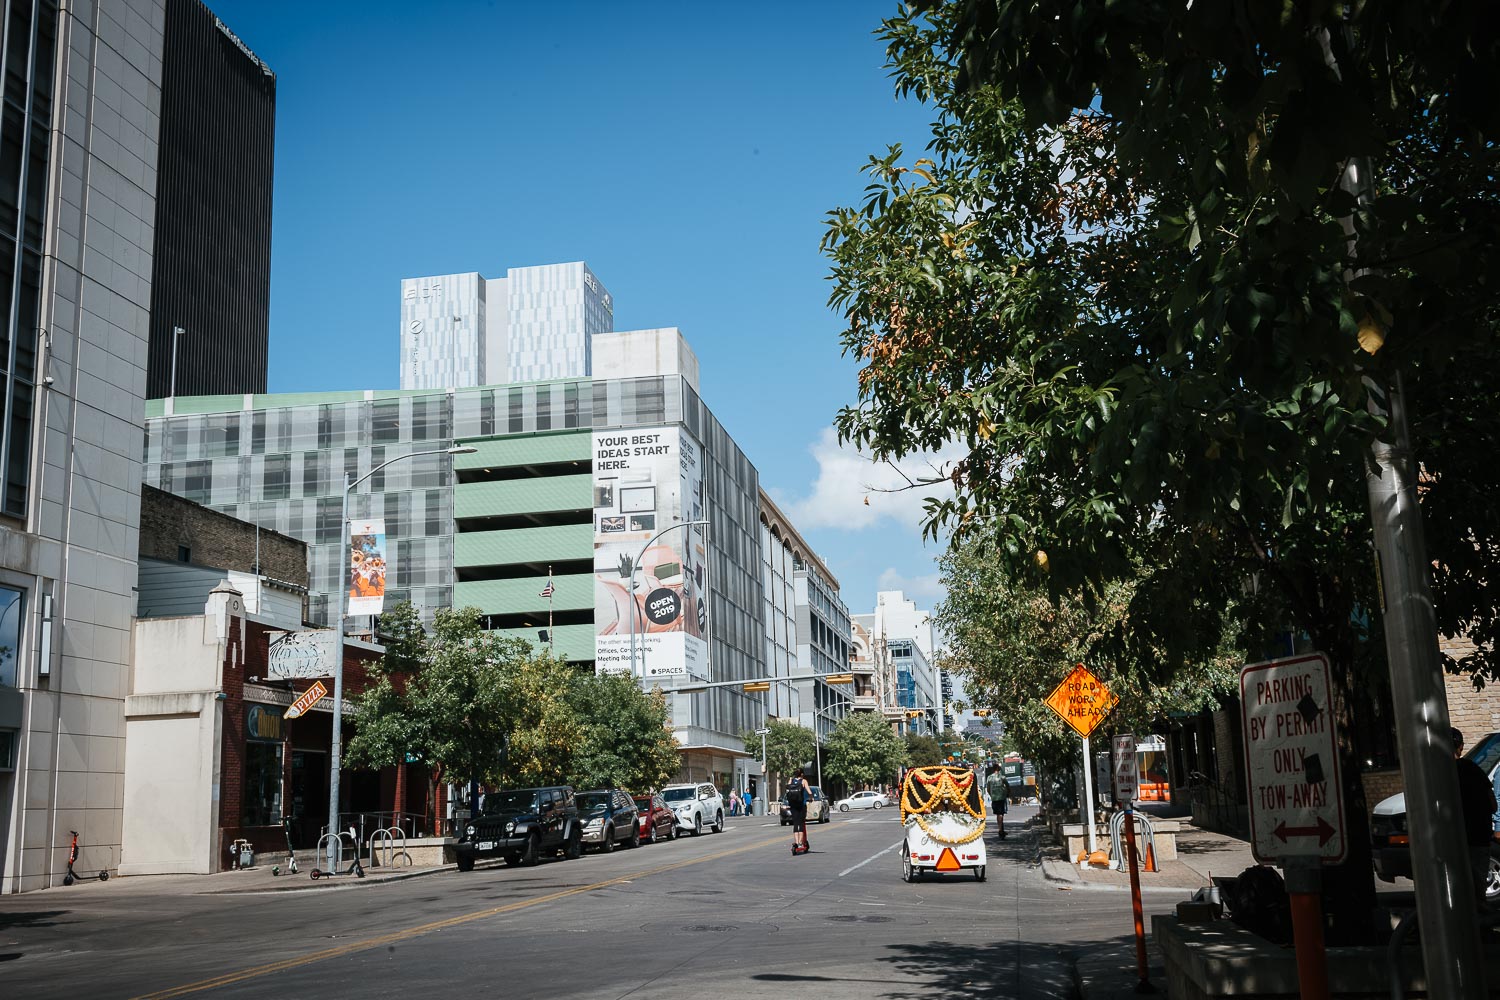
447;445;479;455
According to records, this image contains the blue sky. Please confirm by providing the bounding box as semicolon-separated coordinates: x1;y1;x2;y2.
210;1;952;618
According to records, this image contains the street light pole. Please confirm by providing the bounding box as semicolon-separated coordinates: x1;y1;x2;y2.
627;519;709;679
169;325;187;401
326;444;476;861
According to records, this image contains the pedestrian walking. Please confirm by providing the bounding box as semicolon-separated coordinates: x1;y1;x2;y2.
1453;728;1498;907
729;789;742;816
743;788;754;816
985;768;1009;840
786;768;812;855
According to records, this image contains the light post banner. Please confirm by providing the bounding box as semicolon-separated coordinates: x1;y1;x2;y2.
591;427;708;680
266;629;338;679
347;518;389;617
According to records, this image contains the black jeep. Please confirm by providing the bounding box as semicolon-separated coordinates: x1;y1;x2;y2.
454;786;581;871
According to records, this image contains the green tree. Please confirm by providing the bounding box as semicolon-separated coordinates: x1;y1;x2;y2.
935;537;1241;784
345;604;532;831
567;673;680;792
824;712;908;789
825;3;1500;937
741;719;816;785
903;732;943;768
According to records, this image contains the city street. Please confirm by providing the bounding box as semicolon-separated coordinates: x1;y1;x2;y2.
0;808;1171;1000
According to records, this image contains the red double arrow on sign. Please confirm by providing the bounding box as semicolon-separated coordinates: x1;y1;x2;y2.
1272;816;1337;847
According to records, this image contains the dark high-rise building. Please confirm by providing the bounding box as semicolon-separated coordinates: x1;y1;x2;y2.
145;0;274;399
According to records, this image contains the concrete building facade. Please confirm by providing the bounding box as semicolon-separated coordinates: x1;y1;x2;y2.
2;0;169;893
399;261;614;390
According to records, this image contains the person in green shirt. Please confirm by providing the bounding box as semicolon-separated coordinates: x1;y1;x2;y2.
985;768;1010;840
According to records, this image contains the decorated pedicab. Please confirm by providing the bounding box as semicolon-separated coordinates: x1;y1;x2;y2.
899;764;988;882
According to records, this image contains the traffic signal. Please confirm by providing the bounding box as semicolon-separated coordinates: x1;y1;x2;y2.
975;709;991;718
907;710;923;718
742;681;771;693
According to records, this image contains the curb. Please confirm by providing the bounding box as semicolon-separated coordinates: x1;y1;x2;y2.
201;858;508;895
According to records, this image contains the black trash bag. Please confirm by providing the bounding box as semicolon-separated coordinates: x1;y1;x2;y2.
1222;865;1293;945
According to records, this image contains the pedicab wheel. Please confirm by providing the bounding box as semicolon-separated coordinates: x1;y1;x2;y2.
901;851;916;883
974;866;986;882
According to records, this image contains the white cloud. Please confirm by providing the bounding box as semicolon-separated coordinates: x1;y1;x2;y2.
876;567;945;604
779;427;963;534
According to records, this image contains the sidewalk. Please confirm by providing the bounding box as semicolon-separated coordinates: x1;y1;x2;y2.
1035;812;1255;1000
30;855;466;898
1041;814;1256;893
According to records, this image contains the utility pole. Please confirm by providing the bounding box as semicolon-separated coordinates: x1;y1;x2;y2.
1341;149;1485;995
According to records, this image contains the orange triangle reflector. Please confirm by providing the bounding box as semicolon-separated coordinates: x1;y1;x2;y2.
935;847;961;872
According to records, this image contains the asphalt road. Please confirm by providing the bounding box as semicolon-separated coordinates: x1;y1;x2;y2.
0;807;1174;999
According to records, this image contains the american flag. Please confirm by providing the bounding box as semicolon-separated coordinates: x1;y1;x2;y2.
539;577;555;599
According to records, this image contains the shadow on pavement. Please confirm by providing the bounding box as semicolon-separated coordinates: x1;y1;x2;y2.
0;909;70;930
877;938;1080;999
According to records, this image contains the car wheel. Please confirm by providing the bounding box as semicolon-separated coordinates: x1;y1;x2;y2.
873;801;882;810
520;834;541;867
564;830;583;860
670;821;680;840
692;814;703;837
599;827;615;853
627;825;641;848
839;803;850;812
641;824;654;845
503;853;521;867
456;854;475;873
712;811;723;833
1487;850;1500;901
820;808;830;824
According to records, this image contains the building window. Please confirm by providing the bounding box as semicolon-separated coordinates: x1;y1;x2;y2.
0;583;21;686
177;545;190;563
0;0;57;519
242;740;283;827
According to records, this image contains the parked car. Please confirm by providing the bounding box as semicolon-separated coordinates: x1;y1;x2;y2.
633;792;678;843
577;788;640;852
836;789;895;812
455;786;581;871
1371;731;1500;900
662;782;724;835
780;785;831;825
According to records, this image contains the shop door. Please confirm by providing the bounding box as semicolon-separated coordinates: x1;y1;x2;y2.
290;750;327;849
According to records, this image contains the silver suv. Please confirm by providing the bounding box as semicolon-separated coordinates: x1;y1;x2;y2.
661;782;724;836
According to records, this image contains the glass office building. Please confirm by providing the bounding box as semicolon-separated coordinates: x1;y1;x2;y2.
142;374;768;774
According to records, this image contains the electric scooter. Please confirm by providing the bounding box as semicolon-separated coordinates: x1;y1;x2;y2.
310;827;365;880
62;830;109;885
273;816;298;876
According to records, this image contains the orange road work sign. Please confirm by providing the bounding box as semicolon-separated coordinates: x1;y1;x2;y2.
934;847;962;872
284;680;329;720
1044;664;1120;738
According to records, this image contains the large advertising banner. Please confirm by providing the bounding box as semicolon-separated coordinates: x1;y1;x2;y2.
347;518;389;617
593;427;709;680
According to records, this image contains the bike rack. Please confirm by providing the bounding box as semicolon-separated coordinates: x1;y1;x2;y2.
317;832;343;872
1109;809;1157;871
369;827;411;868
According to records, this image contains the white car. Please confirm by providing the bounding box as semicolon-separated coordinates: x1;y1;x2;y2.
661;782;724;836
836;790;895;812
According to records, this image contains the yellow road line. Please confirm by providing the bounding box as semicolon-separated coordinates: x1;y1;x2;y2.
131;825;849;1000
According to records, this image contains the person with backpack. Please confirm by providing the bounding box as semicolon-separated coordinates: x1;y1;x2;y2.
786;768;812;855
985;767;1009;840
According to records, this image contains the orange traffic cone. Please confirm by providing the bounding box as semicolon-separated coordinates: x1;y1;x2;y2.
1143;843;1158;873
